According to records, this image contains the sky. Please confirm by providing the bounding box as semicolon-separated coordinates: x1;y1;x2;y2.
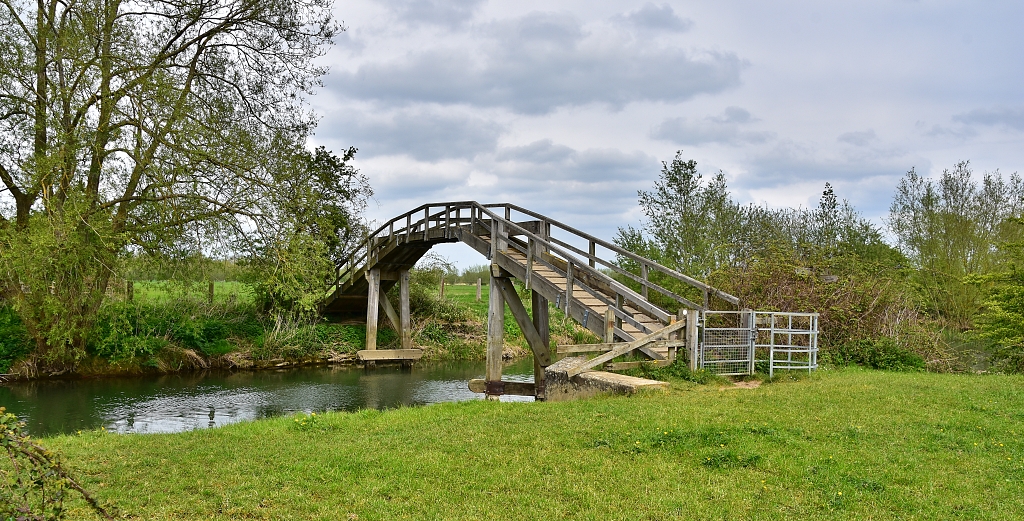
308;0;1024;268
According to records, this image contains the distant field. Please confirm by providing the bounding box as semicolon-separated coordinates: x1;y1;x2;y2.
47;368;1024;520
132;280;254;305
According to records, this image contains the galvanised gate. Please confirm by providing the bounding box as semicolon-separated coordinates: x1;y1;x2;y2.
700;310;819;377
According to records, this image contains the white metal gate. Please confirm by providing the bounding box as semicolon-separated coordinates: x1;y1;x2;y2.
700;310;819;377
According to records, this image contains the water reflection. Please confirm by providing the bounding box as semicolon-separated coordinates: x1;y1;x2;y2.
0;360;534;436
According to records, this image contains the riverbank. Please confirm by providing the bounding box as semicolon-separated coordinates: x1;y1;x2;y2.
43;368;1024;519
2;283;595;381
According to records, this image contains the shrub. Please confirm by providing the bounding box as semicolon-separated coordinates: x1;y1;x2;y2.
0;306;31;372
826;337;925;371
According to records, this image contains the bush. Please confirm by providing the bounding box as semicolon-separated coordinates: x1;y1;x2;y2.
826;337;925;371
0;306;31;372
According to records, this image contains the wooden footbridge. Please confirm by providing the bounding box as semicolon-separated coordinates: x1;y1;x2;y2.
323;202;742;400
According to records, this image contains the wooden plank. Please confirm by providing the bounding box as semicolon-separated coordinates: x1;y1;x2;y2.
557;340;686;354
468;379;536;396
604;360;672;371
380;292;401;333
357;349;423;361
400;270;412;349
365;268;380;351
566;320;688;377
495;277;551;366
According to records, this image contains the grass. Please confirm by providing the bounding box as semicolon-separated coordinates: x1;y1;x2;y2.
132;280;254;305
43;368;1024;520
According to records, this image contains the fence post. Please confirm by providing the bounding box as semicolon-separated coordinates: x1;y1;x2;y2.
686;309;699;371
476;278;482;301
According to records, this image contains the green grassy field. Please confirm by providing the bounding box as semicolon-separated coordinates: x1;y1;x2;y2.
132;280;254;304
45;368;1024;520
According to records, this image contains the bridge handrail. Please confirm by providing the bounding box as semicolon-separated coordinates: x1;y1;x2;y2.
487;203;739;306
330;201;739;314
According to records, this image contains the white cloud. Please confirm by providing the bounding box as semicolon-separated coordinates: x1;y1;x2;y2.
329;11;744;114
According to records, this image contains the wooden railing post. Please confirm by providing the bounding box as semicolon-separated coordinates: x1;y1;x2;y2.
604;308;614;343
525;237;534;290
565;261;573;314
589;241;596;268
423;207;429;240
641;263;649;300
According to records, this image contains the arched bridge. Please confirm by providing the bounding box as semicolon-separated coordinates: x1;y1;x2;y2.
323;202;742;400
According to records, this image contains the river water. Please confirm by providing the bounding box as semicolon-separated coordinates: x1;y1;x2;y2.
0;359;535;436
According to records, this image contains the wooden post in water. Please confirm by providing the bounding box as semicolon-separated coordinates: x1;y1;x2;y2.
486;272;505;401
365;268;381;352
400;269;412;349
532;289;549;400
476;278;482;301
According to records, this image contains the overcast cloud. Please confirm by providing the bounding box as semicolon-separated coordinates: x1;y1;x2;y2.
313;0;1024;267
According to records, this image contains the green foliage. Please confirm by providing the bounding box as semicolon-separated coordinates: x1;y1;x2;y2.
0;0;354;370
826;338;925;371
89;299;261;362
889;162;1024;327
0;306;31;373
1;408;113;520
971;218;1024;372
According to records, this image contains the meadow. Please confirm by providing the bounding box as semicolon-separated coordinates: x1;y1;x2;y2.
44;367;1024;520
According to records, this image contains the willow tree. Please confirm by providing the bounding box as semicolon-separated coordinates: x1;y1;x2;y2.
0;0;358;369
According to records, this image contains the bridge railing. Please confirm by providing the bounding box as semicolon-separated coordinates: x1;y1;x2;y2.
329;202;740;324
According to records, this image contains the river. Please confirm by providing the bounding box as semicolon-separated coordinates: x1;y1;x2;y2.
0;359;535;436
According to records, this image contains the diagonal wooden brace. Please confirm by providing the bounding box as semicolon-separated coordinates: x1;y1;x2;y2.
494;277;552;367
566;319;688;377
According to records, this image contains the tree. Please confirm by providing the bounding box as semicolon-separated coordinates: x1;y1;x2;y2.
889;162;1024;327
0;0;357;370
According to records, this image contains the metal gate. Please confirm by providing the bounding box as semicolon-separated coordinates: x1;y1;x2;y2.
700;310;819;377
700;311;756;376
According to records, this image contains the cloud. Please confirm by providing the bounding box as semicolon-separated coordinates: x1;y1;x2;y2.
618;3;693;33
319;108;504;161
329;12;744;114
953;107;1024;131
380;0;485;28
651;107;772;145
837;129;877;147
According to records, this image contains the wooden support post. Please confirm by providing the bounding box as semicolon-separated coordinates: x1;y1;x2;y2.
365;268;381;352
486;273;505;401
687;308;699;371
476;278;482;301
604;308;614;343
208;281;214;305
495;278;551;367
532;289;550;400
400;270;412;349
